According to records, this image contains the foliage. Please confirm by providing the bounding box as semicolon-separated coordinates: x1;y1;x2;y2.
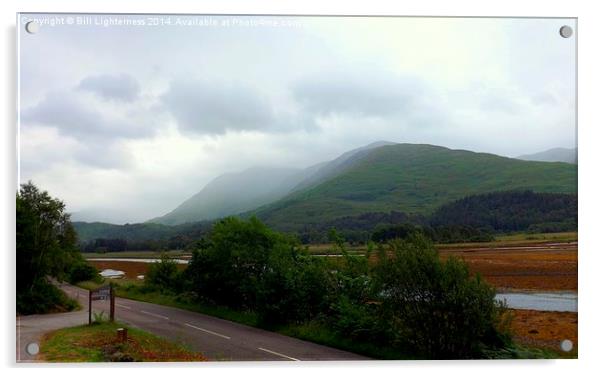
16;181;84;314
430;190;577;233
184;216;327;324
256;250;329;325
75;190;576;249
371;223;494;244
16;280;79;314
140;218;510;358
67;262;100;284
144;254;183;292
74;220;212;247
372;234;509;358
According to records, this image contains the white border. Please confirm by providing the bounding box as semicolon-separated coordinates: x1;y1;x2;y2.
3;1;602;375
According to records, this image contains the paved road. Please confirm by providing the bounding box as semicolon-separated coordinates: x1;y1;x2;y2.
24;283;367;361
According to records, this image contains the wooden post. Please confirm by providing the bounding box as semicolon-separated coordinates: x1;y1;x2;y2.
88;289;92;325
109;284;115;322
117;328;128;343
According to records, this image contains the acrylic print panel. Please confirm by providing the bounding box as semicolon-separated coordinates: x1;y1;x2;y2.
16;14;577;362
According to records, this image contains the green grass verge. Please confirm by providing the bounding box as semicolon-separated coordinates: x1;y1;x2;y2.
40;321;206;362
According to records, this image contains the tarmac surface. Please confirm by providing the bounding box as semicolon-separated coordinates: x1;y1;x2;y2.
17;283;369;362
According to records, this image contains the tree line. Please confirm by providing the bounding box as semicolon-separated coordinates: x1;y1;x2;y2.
78;190;577;251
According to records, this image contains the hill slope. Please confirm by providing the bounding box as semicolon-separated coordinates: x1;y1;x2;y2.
517;147;577;164
150;167;305;225
253;144;577;230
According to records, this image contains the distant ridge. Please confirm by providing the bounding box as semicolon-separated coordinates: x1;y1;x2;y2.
517;147;577;164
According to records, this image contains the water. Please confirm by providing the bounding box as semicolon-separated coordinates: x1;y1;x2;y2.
88;257;189;264
99;269;125;278
495;292;577;312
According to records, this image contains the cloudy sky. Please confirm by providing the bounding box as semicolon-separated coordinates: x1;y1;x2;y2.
18;15;576;224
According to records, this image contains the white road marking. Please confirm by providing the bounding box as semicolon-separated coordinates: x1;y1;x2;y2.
257;347;300;361
184;323;231;340
116;303;131;310
140;310;169;320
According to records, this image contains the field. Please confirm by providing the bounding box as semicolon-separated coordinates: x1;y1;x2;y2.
40;322;206;362
510;309;577;356
438;240;577;291
84;249;191;259
87;260;186;281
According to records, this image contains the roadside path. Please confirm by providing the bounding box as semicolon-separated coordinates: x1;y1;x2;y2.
17;309;89;362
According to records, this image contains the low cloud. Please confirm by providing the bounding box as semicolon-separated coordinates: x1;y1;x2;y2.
161;79;276;135
78;73;141;102
293;73;424;118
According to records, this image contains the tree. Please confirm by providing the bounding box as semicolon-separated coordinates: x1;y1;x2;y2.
145;254;182;292
373;234;508;358
17;182;83;314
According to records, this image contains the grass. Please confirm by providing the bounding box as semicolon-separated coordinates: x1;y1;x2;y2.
40;321;206;362
278;320;414;360
437;231;577;250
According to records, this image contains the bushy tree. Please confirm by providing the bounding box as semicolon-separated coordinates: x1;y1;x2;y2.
185;217;330;324
17;182;83;313
373;234;508;358
256;249;329;325
145;254;182;292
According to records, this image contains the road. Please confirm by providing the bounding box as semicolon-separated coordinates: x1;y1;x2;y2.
19;283;369;362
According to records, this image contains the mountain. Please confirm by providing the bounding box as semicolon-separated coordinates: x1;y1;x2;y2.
252;144;577;231
149;167;303;225
149;141;395;225
291;141;396;192
517;147;577;164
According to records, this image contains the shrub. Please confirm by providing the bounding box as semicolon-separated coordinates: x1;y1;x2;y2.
186;217;300;310
17;280;79;315
373;234;507;358
145;254;182;292
68;262;100;284
256;251;329;325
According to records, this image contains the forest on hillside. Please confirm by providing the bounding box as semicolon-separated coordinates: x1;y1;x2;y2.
76;190;577;252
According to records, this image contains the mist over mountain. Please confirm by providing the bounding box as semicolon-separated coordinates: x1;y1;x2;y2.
149;141;394;225
517;147;577;164
149;167;303;225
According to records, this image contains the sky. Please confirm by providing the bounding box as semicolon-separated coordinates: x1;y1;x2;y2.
18;14;577;224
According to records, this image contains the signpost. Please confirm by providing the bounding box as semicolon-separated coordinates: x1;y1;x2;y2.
88;284;115;324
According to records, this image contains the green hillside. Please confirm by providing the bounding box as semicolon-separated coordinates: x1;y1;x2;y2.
253;144;577;230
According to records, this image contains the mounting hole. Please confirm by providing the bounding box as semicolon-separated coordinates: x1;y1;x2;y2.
25;21;40;34
559;25;573;38
26;342;39;355
560;339;573;352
